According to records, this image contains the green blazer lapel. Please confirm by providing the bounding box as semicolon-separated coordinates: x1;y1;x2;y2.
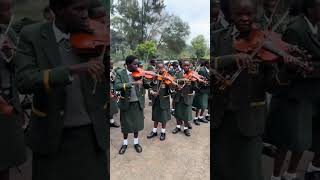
121;69;130;84
40;23;62;67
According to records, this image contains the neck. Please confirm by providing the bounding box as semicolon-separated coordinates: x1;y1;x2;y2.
54;19;69;34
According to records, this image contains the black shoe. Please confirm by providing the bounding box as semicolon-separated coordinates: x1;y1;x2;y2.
192;107;196;111
119;145;127;154
205;115;210;121
147;131;157;139
194;119;200;125
160;133;166;141
110;122;120;128
134;144;142;153
305;171;320;180
184;129;191;136
172;127;181;134
198;117;208;123
171;109;175;115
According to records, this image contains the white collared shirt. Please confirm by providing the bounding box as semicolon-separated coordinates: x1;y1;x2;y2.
126;69;132;75
304;16;319;35
52;21;70;43
205;67;209;73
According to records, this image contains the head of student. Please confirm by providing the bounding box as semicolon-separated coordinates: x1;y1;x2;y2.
156;61;165;74
230;0;256;34
303;0;320;22
49;0;90;33
0;0;13;24
126;55;139;72
182;60;191;73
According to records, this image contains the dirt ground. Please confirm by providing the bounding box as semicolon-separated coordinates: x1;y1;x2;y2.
9;99;315;180
110;100;210;180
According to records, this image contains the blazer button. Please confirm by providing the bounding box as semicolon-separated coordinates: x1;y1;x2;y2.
60;110;65;116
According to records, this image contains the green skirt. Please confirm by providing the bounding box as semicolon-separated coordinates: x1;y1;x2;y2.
120;102;144;133
213;114;263;180
174;101;193;122
266;96;313;152
32;125;107;180
152;100;171;124
0;114;26;171
192;92;209;109
110;98;118;116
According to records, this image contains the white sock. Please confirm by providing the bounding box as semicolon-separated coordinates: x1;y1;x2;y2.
152;128;157;133
206;114;210;117
123;139;128;145
110;119;115;123
307;162;320;172
133;138;139;145
184;126;188;130
161;128;166;133
270;175;281;180
172;109;175;111
176;125;181;129
194;116;199;120
199;116;204;119
283;172;297;180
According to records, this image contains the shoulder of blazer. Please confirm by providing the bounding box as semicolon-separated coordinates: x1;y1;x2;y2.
19;22;48;41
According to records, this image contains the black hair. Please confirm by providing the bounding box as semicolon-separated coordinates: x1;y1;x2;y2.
49;0;76;13
149;59;156;64
201;61;209;66
125;55;138;65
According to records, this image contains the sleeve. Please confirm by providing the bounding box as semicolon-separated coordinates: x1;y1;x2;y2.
114;72;133;91
210;32;237;70
13;28;72;94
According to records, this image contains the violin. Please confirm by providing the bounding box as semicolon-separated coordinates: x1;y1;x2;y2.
234;27;312;72
131;68;178;86
183;70;209;85
70;19;109;58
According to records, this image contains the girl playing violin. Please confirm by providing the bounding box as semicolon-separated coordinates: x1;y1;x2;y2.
115;55;152;155
147;61;175;141
171;60;199;137
211;0;307;180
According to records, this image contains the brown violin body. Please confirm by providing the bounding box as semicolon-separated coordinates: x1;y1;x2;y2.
183;70;208;85
131;68;177;86
70;19;109;57
233;27;312;73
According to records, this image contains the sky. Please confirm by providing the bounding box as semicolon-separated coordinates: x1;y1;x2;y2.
164;0;210;46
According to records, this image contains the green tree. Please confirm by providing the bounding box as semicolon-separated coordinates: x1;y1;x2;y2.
158;15;190;56
111;0;166;49
135;40;157;62
191;35;208;60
